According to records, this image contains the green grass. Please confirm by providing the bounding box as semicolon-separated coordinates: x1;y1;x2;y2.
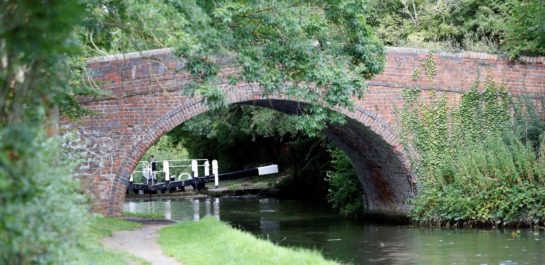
122;211;164;219
79;216;148;265
89;215;142;238
80;248;151;265
159;216;339;265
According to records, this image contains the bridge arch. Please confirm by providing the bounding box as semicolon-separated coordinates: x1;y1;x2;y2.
109;88;415;216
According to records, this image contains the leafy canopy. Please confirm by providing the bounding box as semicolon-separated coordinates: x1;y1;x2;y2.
80;0;385;132
367;0;545;57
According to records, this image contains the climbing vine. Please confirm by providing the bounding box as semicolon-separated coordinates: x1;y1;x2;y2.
400;53;545;226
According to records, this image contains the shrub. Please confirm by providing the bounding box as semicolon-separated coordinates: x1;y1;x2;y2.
0;135;89;264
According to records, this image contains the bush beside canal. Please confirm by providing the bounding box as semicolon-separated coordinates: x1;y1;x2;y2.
159;216;340;265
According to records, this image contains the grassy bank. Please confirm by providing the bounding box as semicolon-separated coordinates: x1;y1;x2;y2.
122;212;164;219
159;217;339;265
79;216;148;265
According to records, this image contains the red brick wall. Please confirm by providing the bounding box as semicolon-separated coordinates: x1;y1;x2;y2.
63;47;545;216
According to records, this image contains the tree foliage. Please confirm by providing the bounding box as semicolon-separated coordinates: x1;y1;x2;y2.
326;147;363;218
78;0;384;132
142;135;188;162
1;1;89;263
168;105;304;172
504;0;545;56
1;0;82;124
367;0;545;56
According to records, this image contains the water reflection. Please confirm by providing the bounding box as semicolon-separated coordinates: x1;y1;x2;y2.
205;198;211;217
192;199;200;221
259;198;280;237
213;197;220;219
164;200;171;220
124;197;545;265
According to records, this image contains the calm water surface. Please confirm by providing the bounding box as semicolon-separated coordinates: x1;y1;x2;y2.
124;197;545;265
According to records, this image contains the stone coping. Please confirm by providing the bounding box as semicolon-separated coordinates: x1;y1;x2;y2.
86;48;174;64
87;46;545;65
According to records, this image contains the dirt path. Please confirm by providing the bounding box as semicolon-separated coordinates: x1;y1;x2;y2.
103;223;182;265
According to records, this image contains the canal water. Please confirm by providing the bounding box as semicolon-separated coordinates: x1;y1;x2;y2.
124;197;545;265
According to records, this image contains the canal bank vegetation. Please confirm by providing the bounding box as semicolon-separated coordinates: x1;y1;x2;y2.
159;216;339;265
401;57;545;227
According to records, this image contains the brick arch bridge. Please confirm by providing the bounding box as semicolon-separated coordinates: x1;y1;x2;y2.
64;47;545;216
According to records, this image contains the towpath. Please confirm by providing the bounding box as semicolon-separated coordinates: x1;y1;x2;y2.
103;221;182;265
